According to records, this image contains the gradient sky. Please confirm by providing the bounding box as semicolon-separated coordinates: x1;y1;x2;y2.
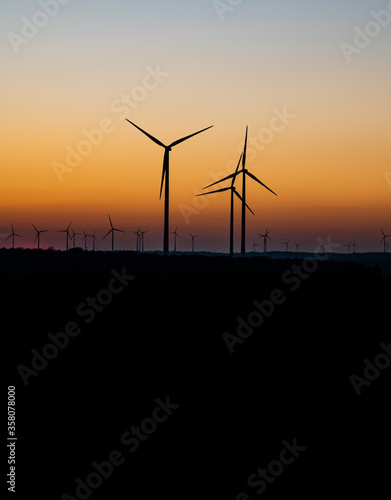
1;0;390;251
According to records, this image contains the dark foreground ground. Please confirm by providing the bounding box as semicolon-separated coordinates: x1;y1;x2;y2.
2;249;390;499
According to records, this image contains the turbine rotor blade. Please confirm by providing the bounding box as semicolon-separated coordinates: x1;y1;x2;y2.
246;171;278;196
233;189;254;215
102;229;112;240
159;149;169;200
169;126;213;148
203;170;242;190
242;126;248;170
108;215;113;228
125;119;166;148
231;152;243;188
196;187;231;197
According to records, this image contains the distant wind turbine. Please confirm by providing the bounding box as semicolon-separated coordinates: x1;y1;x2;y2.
132;228;141;252
344;242;352;254
170;227;179;252
126;119;213;254
252;240;259;253
283;240;290;252
102;215;126;252
6;225;21;249
140;229;149;253
91;231;97;251
197;152;254;256
71;228;81;249
58;222;72;251
258;228;271;254
203;126;277;254
189;233;199;253
83;231;89;251
32;224;49;249
351;240;358;254
294;241;303;253
380;229;390;253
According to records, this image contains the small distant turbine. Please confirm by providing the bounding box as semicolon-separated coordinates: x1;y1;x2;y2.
380;229;390;253
71;228;81;249
252;240;259;253
189;233;199;253
257;228;271;254
58;221;72;251
102;215;126;252
294;241;303;253
132;228;141;252
344;242;352;254
32;224;49;249
140;230;149;253
6;225;22;249
83;231;89;251
90;231;97;251
283;240;290;252
351;240;358;254
170;227;179;252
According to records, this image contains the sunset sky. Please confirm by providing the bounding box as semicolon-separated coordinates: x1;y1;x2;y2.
1;0;390;252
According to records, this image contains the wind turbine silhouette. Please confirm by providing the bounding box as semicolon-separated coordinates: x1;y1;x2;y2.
32;224;49;249
252;240;259;253
283;240;290;252
170;227;179;252
197;152;253;256
140;229;149;253
90;231;97;251
351;240;358;254
189;233;198;253
71;228;81;249
6;225;21;249
294;241;303;253
126;119;213;254
102;215;126;252
58;222;72;251
83;231;89;251
132;228;141;252
204;126;277;254
258;228;271;254
344;242;352;254
380;229;390;253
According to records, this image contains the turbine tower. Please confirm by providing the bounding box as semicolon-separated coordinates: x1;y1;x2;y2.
58;222;72;251
197;153;253;256
91;231;97;251
83;231;89;251
252;240;259;253
133;228;141;252
6;225;21;249
71;228;81;249
380;229;390;253
203;126;277;254
126;120;213;254
140;230;149;253
102;215;126;252
283;240;290;252
294;241;303;253
257;228;271;254
32;224;49;250
189;233;198;253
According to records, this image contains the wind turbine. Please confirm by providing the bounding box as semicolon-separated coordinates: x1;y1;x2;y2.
6;225;22;249
351;240;358;254
283;240;290;252
140;229;149;253
132;228;141;252
203;126;277;254
257;228;271;254
58;222;72;251
170;227;179;252
32;224;49;249
344;242;352;254
71;228;81;249
380;229;390;253
189;233;199;253
126;119;213;254
294;241;303;253
90;231;97;251
83;231;89;251
252;240;259;253
102;215;126;252
197;152;254;256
